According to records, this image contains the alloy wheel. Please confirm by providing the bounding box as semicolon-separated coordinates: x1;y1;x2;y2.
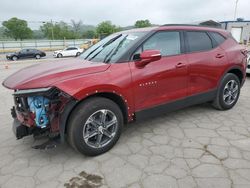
83;109;118;149
223;80;239;105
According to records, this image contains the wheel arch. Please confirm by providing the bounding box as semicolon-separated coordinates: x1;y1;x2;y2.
59;91;129;143
219;66;245;86
227;68;244;85
83;92;129;124
57;53;63;57
12;55;18;60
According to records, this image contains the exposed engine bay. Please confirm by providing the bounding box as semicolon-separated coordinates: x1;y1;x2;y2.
27;96;50;128
11;87;73;147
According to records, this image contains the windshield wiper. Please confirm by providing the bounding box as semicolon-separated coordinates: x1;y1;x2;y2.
87;34;123;62
85;34;123;60
103;47;116;63
88;48;104;61
84;45;101;60
103;34;122;47
105;35;127;63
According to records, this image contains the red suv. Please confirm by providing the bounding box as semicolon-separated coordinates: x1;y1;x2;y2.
2;25;247;156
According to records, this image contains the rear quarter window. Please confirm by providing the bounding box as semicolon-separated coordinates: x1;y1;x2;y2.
210;32;226;46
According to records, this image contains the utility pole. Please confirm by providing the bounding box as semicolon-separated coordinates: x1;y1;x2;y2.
51;19;54;40
234;0;239;20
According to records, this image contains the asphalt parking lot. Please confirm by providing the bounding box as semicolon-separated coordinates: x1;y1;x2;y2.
0;59;250;188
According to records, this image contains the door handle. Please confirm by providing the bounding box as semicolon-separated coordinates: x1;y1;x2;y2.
176;62;186;68
215;54;224;58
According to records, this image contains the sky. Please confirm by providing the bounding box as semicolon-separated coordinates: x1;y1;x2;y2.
0;0;250;29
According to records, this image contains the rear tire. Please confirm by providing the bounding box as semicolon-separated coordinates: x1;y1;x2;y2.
35;54;41;59
67;97;123;156
212;73;240;110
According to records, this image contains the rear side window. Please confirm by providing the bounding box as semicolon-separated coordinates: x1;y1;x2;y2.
210;32;226;45
186;31;212;53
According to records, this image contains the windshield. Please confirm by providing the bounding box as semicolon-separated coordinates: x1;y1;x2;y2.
80;32;147;63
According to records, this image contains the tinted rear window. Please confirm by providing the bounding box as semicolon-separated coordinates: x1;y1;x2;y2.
210;32;226;45
186;31;213;53
67;47;77;50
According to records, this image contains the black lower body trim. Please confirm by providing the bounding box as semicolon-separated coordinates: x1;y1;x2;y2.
12;119;31;139
135;89;217;121
59;99;78;143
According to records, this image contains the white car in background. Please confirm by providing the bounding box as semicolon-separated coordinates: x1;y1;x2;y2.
247;51;250;75
53;47;83;58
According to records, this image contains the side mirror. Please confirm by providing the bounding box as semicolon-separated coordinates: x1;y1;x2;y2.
135;50;161;68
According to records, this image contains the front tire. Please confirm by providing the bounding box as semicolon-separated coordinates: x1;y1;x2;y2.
76;52;81;57
67;97;123;156
12;56;18;61
212;73;240;110
57;53;62;58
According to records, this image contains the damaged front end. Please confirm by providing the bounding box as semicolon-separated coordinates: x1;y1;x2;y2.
11;87;75;146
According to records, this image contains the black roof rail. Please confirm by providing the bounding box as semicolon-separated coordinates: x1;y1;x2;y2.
160;24;217;28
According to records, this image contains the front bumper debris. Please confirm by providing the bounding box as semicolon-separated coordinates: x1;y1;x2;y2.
12;118;30;139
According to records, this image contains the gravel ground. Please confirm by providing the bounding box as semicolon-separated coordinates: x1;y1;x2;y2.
0;60;250;188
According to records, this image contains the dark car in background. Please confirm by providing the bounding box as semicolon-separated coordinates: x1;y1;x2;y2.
6;49;46;61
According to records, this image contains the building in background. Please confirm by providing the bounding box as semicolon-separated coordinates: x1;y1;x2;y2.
220;18;250;44
191;20;222;28
198;20;222;28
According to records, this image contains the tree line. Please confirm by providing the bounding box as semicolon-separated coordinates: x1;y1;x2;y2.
0;17;152;40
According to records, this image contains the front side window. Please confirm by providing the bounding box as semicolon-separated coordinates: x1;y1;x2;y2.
20;49;28;54
80;32;147;63
142;31;181;56
186;31;212;53
66;47;76;51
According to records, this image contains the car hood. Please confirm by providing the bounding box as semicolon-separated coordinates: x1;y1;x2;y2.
2;59;110;90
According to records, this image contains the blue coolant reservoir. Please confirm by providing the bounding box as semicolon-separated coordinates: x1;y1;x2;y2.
27;96;50;128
